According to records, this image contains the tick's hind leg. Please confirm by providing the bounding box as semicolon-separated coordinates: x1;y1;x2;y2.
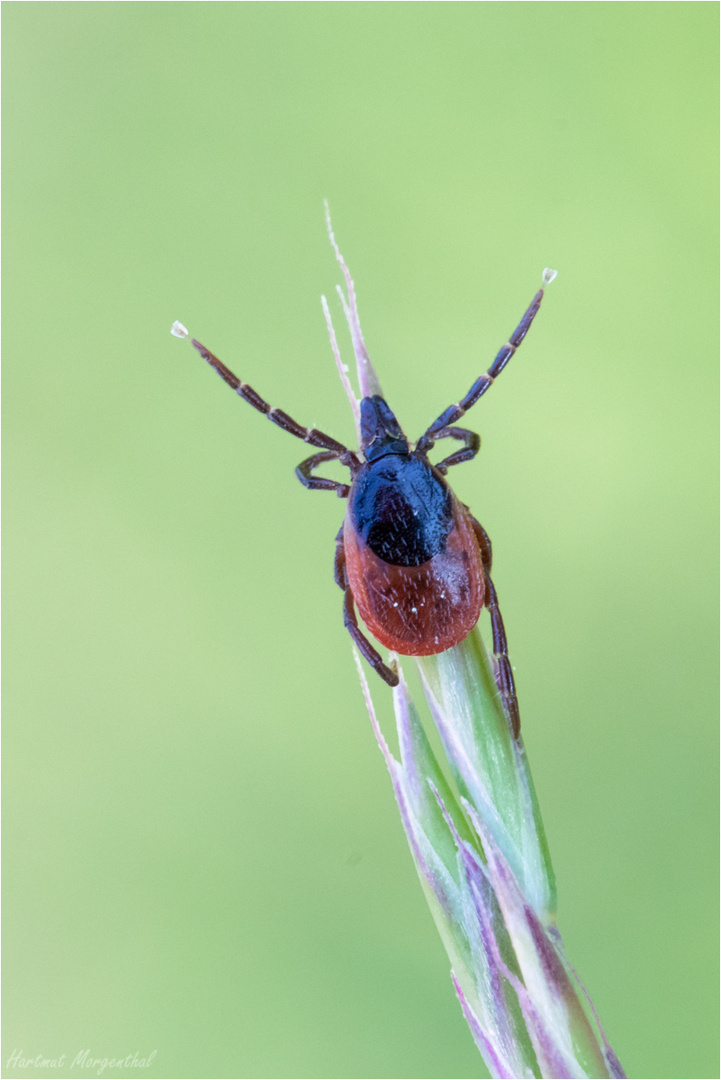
470;516;521;738
334;529;399;687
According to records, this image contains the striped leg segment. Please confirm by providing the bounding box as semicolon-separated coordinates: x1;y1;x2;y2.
296;450;354;497
190;338;349;454
418;271;554;449
422;426;480;475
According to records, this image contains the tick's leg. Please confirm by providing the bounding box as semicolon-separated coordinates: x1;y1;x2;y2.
417;270;555;450
334;529;399;687
186;335;351;454
423;426;480;475
470;516;521;739
296;450;359;497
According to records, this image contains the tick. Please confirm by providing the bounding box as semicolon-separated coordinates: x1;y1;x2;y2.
173;263;555;738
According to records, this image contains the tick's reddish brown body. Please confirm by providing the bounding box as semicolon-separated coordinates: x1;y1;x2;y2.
343;482;484;656
185;273;550;738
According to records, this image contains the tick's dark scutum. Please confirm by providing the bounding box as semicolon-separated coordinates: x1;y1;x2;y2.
349;454;454;567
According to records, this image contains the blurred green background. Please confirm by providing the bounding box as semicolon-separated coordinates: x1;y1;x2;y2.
3;4;717;1079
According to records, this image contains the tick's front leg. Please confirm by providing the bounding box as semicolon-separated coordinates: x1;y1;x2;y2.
418;426;480;474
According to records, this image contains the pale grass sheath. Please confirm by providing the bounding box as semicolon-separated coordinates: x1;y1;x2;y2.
325;208;625;1079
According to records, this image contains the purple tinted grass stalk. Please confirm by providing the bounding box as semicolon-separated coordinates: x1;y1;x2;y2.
356;658;537;1079
418;633;556;924
323;214;625;1078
